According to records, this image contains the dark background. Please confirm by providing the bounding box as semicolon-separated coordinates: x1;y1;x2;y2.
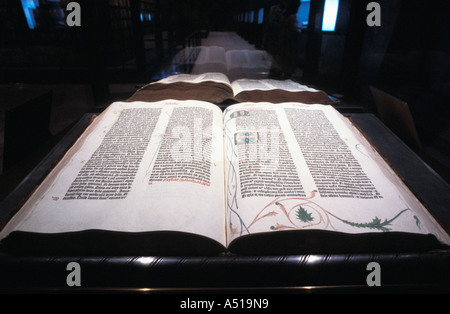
1;0;449;200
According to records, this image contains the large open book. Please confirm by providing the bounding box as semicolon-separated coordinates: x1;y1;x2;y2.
190;46;274;81
0;100;449;255
127;73;337;106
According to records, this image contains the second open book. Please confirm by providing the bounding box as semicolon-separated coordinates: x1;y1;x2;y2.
127;72;337;105
1;100;449;255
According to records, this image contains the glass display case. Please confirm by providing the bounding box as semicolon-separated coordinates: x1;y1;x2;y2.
0;0;449;294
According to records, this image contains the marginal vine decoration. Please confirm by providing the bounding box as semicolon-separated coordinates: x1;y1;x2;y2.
327;208;410;232
232;190;412;235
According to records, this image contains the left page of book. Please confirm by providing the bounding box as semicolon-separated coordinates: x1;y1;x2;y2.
191;46;228;75
0;100;226;248
149;72;231;86
128;73;234;104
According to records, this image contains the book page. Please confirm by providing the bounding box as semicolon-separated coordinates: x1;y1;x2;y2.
225;50;273;81
223;102;450;246
149;72;231;87
230;79;319;96
225;50;250;71
191;46;228;75
0;100;226;247
195;46;227;65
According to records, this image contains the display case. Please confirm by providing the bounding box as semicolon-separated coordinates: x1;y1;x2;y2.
0;0;449;295
0;109;449;293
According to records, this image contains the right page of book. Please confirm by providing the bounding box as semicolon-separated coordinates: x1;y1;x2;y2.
230;79;318;96
223;102;450;247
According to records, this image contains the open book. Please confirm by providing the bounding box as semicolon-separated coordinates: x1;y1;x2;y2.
127;72;337;106
189;46;273;81
0;100;449;256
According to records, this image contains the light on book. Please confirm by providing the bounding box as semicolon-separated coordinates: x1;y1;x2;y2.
136;257;157;265
322;0;339;31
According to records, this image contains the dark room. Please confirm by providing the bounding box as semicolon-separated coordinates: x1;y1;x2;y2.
0;0;449;294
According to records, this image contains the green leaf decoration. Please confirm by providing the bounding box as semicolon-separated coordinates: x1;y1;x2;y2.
296;206;314;223
414;215;421;230
328;209;409;232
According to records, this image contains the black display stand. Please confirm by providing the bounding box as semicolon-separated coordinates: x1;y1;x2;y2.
0;111;449;293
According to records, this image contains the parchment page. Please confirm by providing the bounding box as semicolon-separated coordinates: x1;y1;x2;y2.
225;50;250;72
191;46;228;75
150;72;231;86
195;46;227;65
223;102;450;246
230;79;318;96
0;100;226;247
